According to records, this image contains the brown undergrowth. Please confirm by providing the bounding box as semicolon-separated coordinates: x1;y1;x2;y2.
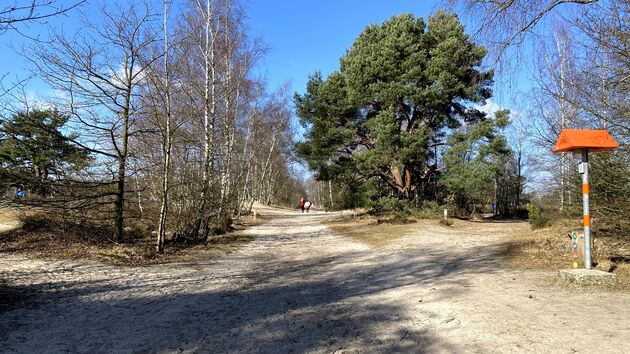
500;219;629;289
0;208;266;266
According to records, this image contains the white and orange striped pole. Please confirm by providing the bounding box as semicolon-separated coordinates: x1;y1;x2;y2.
581;149;592;269
553;130;618;269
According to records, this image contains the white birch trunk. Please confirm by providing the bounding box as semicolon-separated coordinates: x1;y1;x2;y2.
219;0;234;214
157;0;172;253
328;180;334;209
195;0;216;239
555;32;567;212
258;134;277;201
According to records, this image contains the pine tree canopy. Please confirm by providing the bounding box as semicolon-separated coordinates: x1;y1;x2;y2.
295;12;497;200
0;109;90;194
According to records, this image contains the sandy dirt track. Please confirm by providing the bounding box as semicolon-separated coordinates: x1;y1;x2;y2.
1;207;629;353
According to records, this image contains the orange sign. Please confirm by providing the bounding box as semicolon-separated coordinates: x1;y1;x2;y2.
552;129;619;153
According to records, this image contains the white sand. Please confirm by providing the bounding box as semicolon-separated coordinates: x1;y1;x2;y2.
1;206;628;353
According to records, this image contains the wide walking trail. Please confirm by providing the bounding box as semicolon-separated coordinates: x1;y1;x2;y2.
1;208;629;353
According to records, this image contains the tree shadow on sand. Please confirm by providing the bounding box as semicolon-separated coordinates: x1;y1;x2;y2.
0;216;503;353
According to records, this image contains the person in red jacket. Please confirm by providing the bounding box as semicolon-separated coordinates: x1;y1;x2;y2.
299;198;305;213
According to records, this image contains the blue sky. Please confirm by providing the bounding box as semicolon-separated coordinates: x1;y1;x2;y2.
0;1;444;98
1;0;525;132
246;0;438;95
0;0;544;184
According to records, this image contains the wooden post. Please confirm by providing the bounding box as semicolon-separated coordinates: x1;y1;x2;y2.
576;232;584;268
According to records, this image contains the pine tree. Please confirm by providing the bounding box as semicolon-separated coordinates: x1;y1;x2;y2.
0;109;89;195
295;12;494;201
441;109;512;215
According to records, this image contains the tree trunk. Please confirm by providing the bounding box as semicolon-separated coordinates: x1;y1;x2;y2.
194;0;217;241
219;0;234;218
516;148;522;209
328;180;334;209
157;0;172;254
237;117;255;216
114;154;126;242
114;50;134;242
389;164;412;199
258;134;276;200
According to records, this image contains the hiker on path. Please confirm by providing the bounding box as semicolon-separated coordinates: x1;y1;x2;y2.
299;198;305;213
304;200;312;213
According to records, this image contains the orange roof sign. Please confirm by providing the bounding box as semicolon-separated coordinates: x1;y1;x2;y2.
553;129;619;153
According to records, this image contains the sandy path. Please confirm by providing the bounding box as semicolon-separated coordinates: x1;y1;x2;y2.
1;209;628;353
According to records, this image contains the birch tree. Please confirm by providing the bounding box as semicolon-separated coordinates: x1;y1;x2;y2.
447;0;628;232
191;0;218;240
154;0;173;253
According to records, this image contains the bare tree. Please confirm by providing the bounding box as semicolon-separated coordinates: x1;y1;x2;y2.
4;0;306;253
0;0;85;35
189;0;219;240
117;0;299;247
27;1;159;241
529;23;581;211
1;1;85;101
442;0;600;61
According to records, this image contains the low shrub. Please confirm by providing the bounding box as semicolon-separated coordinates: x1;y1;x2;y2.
526;202;549;229
19;213;53;231
513;208;528;219
368;197;411;217
18;212;114;242
412;200;443;219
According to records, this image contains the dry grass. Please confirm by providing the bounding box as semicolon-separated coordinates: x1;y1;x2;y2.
324;213;435;247
0;208;263;266
500;219;630;289
324;212;509;247
501;222;577;270
0;228;256;266
0;207;25;231
325;212;629;289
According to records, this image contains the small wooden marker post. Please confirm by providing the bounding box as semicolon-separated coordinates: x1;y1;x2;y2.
553;129;619;269
443;209;448;222
253;209;257;222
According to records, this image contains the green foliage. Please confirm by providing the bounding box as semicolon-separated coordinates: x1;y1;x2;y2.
411;200;443;219
441;109;512;213
368;196;412;217
526;202;549;229
0;109;90;194
295;12;495;204
336;178;378;210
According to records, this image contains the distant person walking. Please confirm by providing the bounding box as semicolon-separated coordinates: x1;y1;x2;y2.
304;201;312;213
299;198;305;213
